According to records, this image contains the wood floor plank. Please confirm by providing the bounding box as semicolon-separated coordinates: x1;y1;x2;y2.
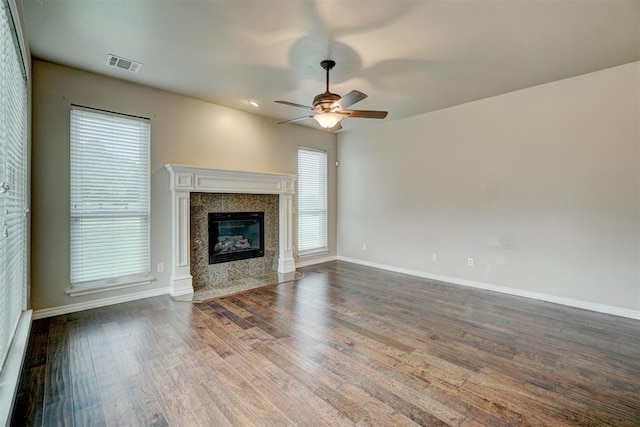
140;359;201;427
192;346;266;426
164;363;232;426
262;362;355;426
13;260;640;426
10;319;49;427
42;316;73;426
71;371;105;426
121;372;170;427
314;341;463;426
11;364;46;427
84;314;141;427
191;310;319;427
255;339;368;423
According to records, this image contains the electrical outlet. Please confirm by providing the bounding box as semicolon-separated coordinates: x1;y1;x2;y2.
432;253;438;262
157;262;164;273
362;243;367;250
467;258;474;267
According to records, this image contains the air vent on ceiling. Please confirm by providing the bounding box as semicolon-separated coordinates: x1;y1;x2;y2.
106;54;142;73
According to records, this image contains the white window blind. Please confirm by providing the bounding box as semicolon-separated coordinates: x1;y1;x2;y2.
0;0;28;373
297;147;328;254
70;106;151;289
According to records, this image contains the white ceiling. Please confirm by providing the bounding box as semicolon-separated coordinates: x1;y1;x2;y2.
22;0;640;132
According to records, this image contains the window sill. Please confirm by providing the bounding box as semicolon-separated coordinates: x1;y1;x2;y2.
66;275;155;297
298;248;330;258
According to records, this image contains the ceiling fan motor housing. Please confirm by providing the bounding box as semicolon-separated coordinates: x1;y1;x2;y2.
313;92;341;112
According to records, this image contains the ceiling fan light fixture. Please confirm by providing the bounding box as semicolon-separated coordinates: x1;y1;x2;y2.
313;112;342;129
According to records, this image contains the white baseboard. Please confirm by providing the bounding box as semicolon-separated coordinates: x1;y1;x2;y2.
337;256;640;320
0;310;32;427
32;287;170;320
296;255;338;268
29;256;640;320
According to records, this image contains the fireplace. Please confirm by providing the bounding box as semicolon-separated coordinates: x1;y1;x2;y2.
208;211;264;264
164;164;296;296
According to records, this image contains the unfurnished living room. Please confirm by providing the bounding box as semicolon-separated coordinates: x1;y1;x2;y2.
1;0;639;426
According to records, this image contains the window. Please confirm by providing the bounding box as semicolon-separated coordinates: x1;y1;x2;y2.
70;105;151;292
297;147;328;254
0;0;28;374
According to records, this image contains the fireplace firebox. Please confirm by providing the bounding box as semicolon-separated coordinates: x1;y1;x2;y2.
208;212;265;264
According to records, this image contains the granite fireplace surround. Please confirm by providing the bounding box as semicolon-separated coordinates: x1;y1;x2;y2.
164;164;298;299
190;192;279;290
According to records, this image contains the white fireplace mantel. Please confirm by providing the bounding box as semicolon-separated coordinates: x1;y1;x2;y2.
164;164;297;296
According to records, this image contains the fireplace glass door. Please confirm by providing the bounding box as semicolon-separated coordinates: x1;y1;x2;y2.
208;212;265;264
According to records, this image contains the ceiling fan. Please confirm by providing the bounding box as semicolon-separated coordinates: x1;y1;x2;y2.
275;60;388;131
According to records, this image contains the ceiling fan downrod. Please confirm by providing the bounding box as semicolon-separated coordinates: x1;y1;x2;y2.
320;60;335;94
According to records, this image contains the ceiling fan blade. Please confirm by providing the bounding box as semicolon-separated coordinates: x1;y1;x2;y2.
277;116;313;125
275;100;314;110
339;109;388;119
332;90;367;110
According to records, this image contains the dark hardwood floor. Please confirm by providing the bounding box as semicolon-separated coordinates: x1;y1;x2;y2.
12;261;640;426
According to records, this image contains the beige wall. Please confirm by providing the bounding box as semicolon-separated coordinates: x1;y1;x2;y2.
338;62;640;312
31;58;640;314
31;59;336;311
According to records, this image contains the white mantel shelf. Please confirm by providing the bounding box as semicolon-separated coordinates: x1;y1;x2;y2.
164;164;297;296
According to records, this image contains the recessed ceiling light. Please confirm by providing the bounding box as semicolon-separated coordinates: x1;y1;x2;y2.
249;99;262;108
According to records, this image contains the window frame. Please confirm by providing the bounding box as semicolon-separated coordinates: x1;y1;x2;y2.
297;146;329;256
68;105;153;296
0;2;31;424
